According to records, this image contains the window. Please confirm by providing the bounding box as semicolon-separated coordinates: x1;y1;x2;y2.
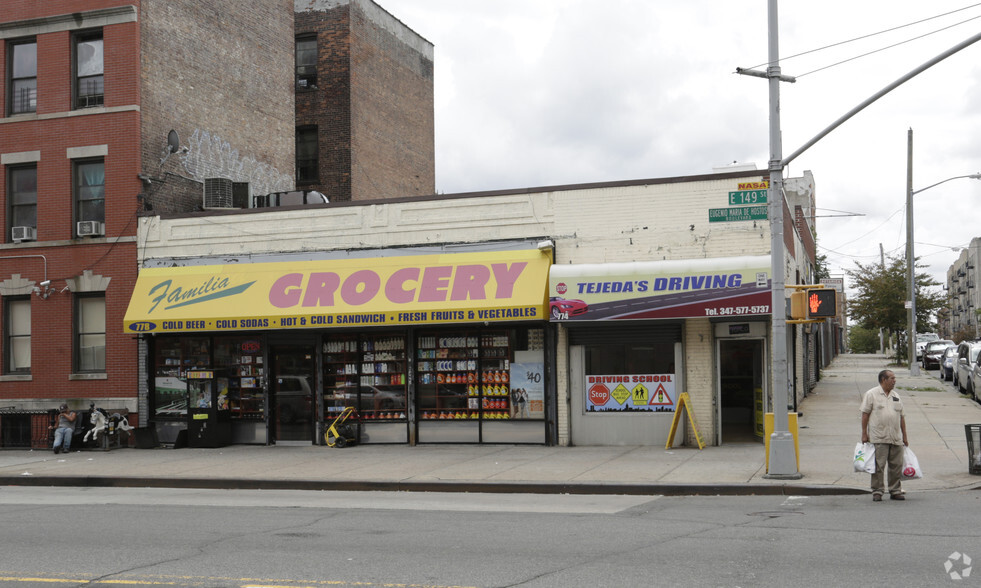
4;297;31;373
7;165;37;240
74;32;104;108
75;295;105;372
74;159;105;232
8;40;37;114
296;37;317;89
296;126;318;183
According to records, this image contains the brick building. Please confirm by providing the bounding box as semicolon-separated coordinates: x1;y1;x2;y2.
0;0;295;444
295;0;435;202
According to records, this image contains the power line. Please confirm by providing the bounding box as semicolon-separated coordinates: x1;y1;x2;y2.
745;3;981;70
798;13;981;78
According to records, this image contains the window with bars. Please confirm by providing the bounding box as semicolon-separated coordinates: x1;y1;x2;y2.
8;40;37;115
74;32;104;109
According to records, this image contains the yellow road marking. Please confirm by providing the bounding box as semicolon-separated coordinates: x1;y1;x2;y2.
0;574;476;588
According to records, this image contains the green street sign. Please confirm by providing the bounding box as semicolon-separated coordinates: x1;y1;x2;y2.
708;206;768;223
728;189;768;205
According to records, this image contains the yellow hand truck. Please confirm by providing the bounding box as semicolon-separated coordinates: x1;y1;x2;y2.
325;406;359;448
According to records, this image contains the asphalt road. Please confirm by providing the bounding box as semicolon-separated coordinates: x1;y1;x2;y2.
0;486;978;587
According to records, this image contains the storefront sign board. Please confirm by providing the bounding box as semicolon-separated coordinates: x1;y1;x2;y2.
549;255;771;321
585;374;676;413
125;250;550;333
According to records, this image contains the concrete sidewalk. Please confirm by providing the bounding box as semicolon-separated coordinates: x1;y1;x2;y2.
2;354;980;496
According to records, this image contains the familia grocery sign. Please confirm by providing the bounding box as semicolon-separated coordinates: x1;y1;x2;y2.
549;255;772;321
124;250;550;333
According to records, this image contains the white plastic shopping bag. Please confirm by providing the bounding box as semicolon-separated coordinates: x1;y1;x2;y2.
902;446;923;479
853;442;876;474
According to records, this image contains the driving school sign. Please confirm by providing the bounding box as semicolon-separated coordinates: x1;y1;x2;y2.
585;374;676;413
549;255;771;321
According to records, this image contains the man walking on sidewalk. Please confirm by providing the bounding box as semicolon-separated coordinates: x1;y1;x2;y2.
860;370;909;501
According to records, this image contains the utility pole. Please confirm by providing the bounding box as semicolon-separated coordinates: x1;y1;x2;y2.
737;5;981;478
880;243;886;354
906;129;919;375
761;0;799;478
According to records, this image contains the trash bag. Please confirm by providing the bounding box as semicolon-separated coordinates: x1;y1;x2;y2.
854;442;877;473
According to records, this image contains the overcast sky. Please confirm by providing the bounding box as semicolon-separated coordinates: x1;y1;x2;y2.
388;1;981;292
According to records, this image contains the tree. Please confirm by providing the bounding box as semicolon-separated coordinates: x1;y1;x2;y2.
848;325;879;353
815;252;831;281
846;253;944;361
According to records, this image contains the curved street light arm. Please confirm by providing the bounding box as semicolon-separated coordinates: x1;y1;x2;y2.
912;173;981;196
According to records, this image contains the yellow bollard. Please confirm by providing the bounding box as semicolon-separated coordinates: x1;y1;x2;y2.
764;412;800;472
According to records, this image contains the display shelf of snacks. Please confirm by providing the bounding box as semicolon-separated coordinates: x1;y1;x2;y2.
323;334;407;422
416;331;512;420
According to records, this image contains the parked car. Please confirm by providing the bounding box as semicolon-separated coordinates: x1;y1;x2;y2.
953;341;981;394
915;332;939;360
940;345;959;381
922;339;955;370
970;358;981;401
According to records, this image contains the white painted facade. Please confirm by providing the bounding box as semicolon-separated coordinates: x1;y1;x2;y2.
136;169;817;447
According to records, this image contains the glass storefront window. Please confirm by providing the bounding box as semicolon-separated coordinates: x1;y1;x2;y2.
215;337;265;420
416;327;545;421
322;333;408;422
152;337;210;419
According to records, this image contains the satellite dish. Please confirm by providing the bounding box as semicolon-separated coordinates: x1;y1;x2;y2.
166;130;180;154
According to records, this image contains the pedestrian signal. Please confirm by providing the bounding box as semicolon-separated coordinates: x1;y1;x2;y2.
789;291;807;319
806;288;837;318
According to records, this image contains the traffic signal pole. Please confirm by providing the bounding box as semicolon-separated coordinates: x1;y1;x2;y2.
762;0;799;478
738;1;981;479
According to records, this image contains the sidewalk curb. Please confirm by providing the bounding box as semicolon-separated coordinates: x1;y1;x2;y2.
0;475;871;496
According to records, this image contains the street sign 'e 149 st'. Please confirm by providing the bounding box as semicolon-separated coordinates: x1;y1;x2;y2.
728;190;768;206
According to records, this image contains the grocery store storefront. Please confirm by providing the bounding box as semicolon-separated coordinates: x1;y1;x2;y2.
124;249;554;446
551;255;772;446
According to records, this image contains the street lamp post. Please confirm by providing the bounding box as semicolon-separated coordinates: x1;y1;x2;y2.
905;129;981;375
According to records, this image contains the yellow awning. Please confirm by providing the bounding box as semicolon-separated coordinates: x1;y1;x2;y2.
124;250;550;333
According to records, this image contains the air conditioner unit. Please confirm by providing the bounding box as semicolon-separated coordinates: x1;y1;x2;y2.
11;226;36;242
77;221;104;237
203;178;234;209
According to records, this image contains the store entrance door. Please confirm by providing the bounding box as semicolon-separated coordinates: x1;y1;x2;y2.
718;338;765;444
270;344;316;445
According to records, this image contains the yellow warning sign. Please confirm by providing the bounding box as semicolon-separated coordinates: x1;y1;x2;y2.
611;384;631;405
631;384;649;405
649;383;674;406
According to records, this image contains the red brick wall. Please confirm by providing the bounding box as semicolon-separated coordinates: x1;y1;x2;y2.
0;2;143;413
296;4;353;202
139;0;295;213
349;1;434;200
295;0;435;202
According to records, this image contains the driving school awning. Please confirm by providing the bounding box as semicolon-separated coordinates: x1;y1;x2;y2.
548;255;772;321
124;250;551;334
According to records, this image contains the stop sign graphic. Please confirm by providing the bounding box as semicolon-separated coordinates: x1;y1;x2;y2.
588;383;610;405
